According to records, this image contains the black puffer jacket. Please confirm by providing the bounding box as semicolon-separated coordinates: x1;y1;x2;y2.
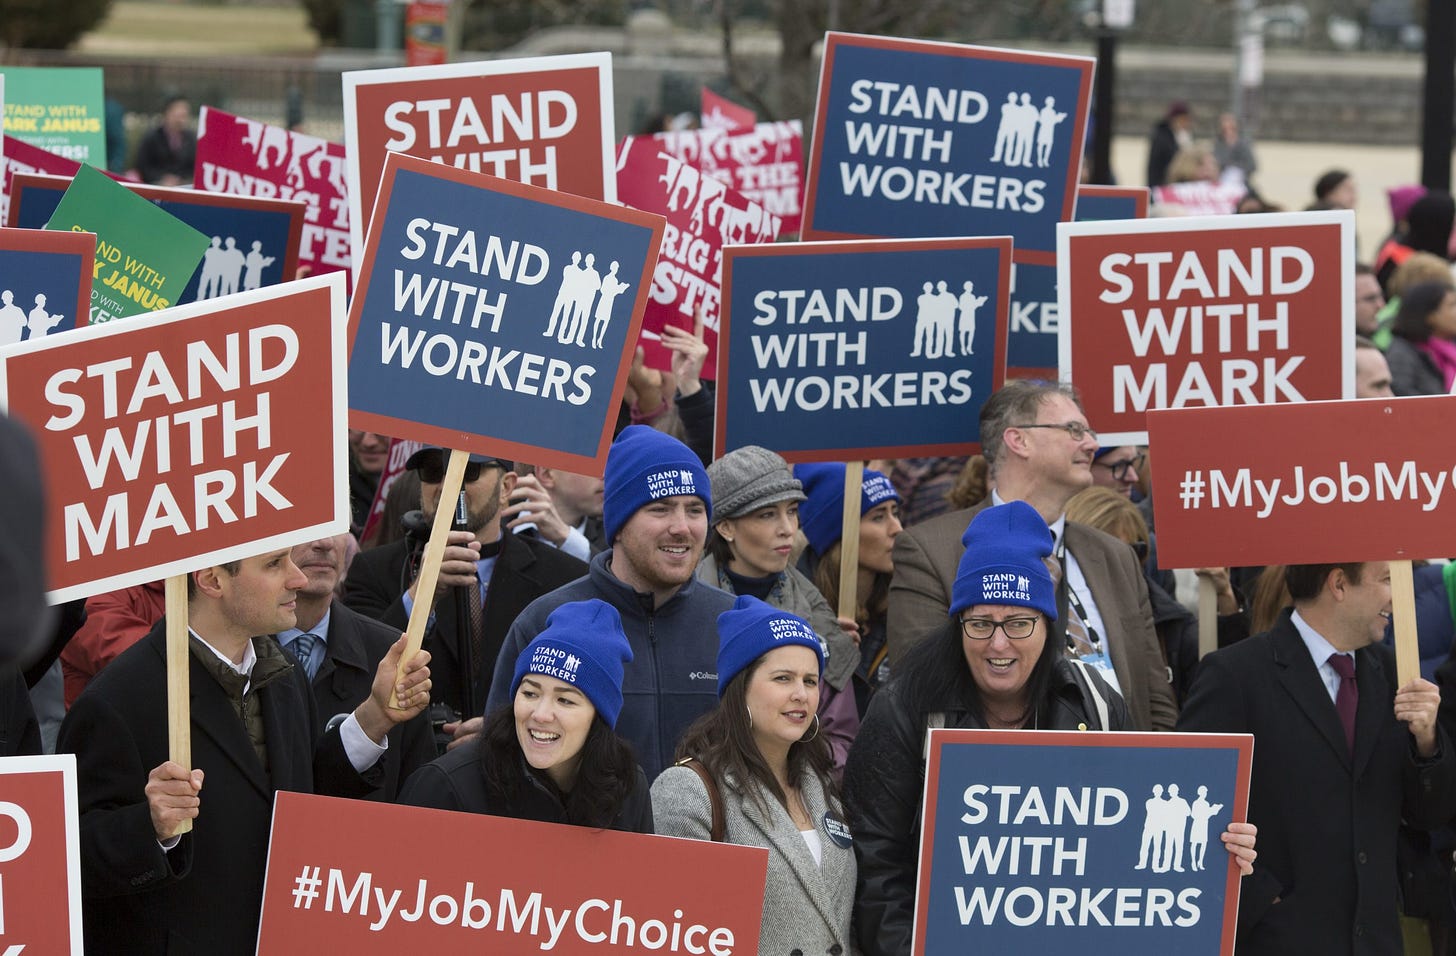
843;659;1128;956
399;742;654;834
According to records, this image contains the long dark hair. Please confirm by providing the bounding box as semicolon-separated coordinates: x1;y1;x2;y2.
477;703;639;828
811;540;890;632
1391;280;1456;344
893;615;1060;728
674;658;835;817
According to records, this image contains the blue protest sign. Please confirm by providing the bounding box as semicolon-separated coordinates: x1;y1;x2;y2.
8;172;304;306
1074;185;1150;223
347;151;665;472
915;729;1252;956
1007;186;1150;376
716;237;1010;461
0;227;94;345
802;33;1092;264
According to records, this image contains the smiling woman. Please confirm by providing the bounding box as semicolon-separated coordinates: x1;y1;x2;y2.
652;597;855;956
399;599;653;832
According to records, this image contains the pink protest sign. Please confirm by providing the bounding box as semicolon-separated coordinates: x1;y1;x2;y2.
616;140;781;378
635;121;804;237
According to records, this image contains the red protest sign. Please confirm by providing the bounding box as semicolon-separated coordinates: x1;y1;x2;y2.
1058;211;1354;445
0;273;349;604
616;140;781;379
1148;396;1456;568
701;88;756;131
0;755;83;955
194;106;352;289
635;121;804;237
343;53;616;275
258;791;767;953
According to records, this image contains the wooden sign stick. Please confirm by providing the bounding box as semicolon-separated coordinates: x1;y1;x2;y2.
389;446;469;709
164;573;192;835
1390;559;1420;687
837;461;865;622
1197;573;1218;659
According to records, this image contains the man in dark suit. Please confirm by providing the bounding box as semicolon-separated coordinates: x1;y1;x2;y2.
279;535;435;799
56;547;431;954
343;447;586;747
888;380;1177;731
1179;561;1455;955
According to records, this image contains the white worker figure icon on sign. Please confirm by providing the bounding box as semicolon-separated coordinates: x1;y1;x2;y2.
990;92;1066;169
198;235;273;300
0;288;66;345
958;281;987;356
1134;782;1224;874
547;250;630;350
0;289;27;346
26;293;63;340
911;279;988;361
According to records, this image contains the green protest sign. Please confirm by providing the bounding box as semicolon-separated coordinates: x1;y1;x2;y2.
2;67;107;166
45;165;210;324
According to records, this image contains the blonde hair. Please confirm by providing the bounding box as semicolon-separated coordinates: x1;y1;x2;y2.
1166;144;1215;184
1388;252;1454;298
947;455;989;510
1064;486;1149;547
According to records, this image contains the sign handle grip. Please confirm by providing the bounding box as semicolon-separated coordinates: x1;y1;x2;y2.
391;447;469;708
1197;573;1217;659
837;461;864;622
165;573;192;836
1390;559;1419;687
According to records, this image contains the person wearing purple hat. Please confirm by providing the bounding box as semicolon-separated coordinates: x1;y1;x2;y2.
845;501;1257;956
402;599;651;831
653;596;854;956
486;426;733;780
796;462;903;707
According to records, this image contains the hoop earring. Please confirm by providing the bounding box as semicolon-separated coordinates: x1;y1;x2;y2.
746;704;753;728
800;713;820;743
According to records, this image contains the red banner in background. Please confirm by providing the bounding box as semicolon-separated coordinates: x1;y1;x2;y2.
194;106;352;291
258;791;767;953
635;121;804;237
700;88;756;131
405;2;450;67
616;140;781;379
1148;395;1456;568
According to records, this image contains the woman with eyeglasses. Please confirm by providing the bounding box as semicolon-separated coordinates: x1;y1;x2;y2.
844;501;1257;956
652;596;855;956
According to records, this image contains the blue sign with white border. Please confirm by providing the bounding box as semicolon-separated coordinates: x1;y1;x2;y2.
915;729;1252;955
802;33;1093;264
347;151;664;473
716;236;1010;462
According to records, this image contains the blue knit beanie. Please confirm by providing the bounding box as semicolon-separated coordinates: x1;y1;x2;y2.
949;500;1058;619
794;463;901;555
510;599;634;728
602;425;712;544
715;595;825;698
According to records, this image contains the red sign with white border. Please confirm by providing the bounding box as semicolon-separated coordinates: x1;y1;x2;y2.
257;791;768;953
342;53;616;278
0;755;83;955
1149;395;1456;568
1058;210;1354;446
0;272;350;604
